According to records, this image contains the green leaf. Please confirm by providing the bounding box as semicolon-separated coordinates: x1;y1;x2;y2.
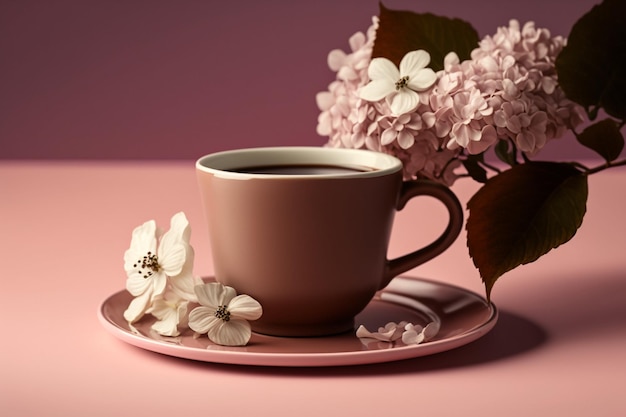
462;154;488;183
576;118;625;162
555;0;626;120
373;3;479;71
466;162;588;300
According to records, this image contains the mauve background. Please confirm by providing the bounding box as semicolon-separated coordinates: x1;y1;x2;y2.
0;0;609;160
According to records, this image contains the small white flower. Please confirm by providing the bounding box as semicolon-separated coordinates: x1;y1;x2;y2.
401;322;440;345
188;282;263;347
356;321;408;342
146;291;189;337
356;321;440;346
359;50;437;116
123;212;192;324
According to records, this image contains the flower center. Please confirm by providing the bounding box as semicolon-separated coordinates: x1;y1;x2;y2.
395;75;409;90
133;251;160;279
215;305;231;322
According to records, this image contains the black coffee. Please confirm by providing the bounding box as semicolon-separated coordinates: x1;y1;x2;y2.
229;164;375;175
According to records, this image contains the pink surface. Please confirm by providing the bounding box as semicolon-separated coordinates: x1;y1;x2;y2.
1;161;625;416
0;0;604;160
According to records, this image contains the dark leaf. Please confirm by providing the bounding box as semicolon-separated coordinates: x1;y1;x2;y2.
494;140;517;167
462;154;488;183
555;0;626;120
373;3;479;71
466;162;588;300
577;118;625;162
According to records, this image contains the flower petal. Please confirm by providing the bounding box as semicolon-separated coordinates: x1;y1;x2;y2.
123;220;157;274
388;90;419;116
158;243;187;278
444;52;460;70
368;57;400;83
123;290;153;323
359;79;395;102
422;321;440;341
327;49;346;71
188;306;219;334
194;282;236;308
408;68;437;91
399;50;430;76
170;212;191;242
148;297;188;337
356;324;397;342
380;127;398;145
397;130;415;149
208;319;252;347
228;294;263;321
402;328;425;345
467;125;498;154
157;212;192;276
168;245;202;301
126;274;153;296
170;272;203;303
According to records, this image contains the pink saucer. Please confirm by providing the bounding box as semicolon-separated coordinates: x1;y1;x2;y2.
98;276;497;367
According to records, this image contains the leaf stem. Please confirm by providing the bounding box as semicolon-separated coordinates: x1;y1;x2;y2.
478;159;501;174
585;158;626;175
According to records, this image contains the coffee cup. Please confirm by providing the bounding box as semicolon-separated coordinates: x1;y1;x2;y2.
196;147;463;337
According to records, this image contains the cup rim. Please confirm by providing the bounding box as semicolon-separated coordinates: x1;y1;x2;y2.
195;147;403;179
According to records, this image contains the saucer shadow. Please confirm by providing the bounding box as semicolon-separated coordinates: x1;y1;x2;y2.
163;309;546;376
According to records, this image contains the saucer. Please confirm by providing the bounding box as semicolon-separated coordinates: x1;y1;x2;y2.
98;276;497;367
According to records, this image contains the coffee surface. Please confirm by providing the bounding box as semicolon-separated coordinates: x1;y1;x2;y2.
229;164;374;175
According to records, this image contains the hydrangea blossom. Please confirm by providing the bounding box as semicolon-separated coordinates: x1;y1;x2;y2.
316;19;585;185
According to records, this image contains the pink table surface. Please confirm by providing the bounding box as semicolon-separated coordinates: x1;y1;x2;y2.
1;161;625;416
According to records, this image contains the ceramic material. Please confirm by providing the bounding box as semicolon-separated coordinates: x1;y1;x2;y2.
98;276;497;367
195;147;464;336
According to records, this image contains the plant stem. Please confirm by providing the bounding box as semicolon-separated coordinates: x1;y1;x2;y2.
479;159;501;174
585;158;626;175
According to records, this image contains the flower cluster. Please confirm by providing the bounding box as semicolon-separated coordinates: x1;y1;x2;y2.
123;213;262;346
316;19;584;185
317;17;460;184
314;1;626;298
441;20;585;155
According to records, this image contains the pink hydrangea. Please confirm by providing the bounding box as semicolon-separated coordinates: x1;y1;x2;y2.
316;18;461;184
316;18;585;185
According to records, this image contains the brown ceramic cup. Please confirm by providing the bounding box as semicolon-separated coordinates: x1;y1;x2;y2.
196;147;463;337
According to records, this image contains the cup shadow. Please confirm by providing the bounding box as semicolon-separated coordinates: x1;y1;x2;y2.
149;309;547;376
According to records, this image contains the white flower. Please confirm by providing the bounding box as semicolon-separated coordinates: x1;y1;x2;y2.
123;212;192;324
356;321;407;342
188;282;263;347
359;50;437;116
356;321;440;345
401;322;440;345
146;291;189;337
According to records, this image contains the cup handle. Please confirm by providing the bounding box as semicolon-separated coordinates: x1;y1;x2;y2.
380;180;464;290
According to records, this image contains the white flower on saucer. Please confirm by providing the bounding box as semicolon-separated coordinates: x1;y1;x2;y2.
401;322;440;345
123;212;192;324
357;321;440;345
146;291;190;337
188;282;263;347
359;49;437;115
356;321;408;342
